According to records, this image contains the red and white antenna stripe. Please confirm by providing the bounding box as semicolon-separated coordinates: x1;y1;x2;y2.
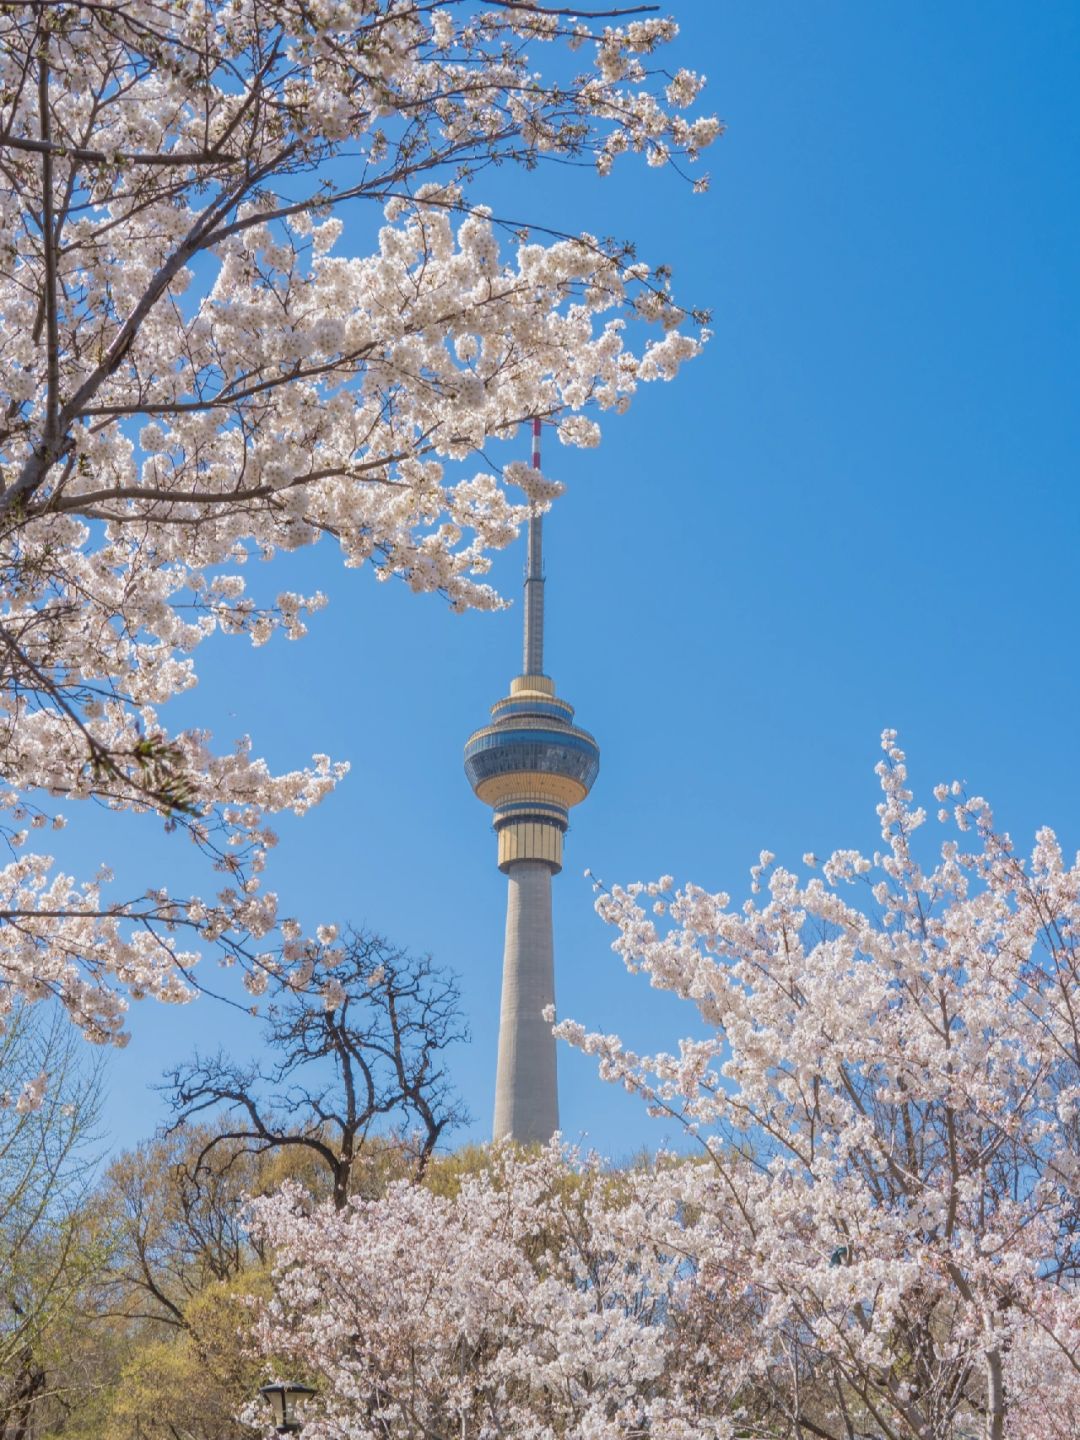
532;416;541;471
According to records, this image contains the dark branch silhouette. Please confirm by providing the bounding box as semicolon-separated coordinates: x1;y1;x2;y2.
163;929;468;1208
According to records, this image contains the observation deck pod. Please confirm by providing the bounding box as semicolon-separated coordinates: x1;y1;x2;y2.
464;674;600;874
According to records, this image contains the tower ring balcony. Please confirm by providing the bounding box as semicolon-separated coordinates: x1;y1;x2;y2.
464;718;600;873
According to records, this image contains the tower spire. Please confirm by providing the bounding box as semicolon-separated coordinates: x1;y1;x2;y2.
522;417;545;677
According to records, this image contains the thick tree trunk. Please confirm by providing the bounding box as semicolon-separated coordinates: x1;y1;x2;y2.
985;1344;1005;1440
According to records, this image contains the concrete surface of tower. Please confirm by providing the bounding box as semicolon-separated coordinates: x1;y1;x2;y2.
463;420;600;1143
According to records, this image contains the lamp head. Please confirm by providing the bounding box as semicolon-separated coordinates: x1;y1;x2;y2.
259;1382;315;1434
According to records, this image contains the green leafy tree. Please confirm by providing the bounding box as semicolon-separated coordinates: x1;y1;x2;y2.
0;1006;104;1440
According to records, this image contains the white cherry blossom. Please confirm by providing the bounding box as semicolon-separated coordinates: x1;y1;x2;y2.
251;1144;745;1440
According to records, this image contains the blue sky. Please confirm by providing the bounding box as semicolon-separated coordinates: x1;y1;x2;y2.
73;2;1079;1159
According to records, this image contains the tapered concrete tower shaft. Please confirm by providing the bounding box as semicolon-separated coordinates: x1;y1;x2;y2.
464;419;600;1144
493;860;557;1142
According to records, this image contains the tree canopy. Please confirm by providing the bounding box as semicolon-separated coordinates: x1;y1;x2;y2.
0;0;716;1038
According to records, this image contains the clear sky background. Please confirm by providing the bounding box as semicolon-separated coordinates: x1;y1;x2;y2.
65;2;1080;1160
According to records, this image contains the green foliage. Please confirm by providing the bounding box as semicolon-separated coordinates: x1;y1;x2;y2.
99;1273;272;1440
0;1006;105;1439
29;1120;339;1440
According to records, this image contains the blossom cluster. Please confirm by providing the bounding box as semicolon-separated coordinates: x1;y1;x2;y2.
251;1145;745;1440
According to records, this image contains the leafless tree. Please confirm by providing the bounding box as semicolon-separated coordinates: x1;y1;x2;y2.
164;929;468;1208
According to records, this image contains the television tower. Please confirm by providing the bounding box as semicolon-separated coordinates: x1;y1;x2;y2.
464;420;600;1143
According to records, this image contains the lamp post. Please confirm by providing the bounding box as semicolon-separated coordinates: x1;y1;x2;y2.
258;1382;315;1434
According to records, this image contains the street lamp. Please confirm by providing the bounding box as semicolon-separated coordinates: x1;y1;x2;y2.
258;1382;315;1434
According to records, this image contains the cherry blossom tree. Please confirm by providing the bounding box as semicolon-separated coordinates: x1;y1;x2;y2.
556;732;1080;1440
251;1144;750;1440
0;1;718;1040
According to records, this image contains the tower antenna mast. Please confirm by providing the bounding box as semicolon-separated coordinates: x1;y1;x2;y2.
523;417;545;676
